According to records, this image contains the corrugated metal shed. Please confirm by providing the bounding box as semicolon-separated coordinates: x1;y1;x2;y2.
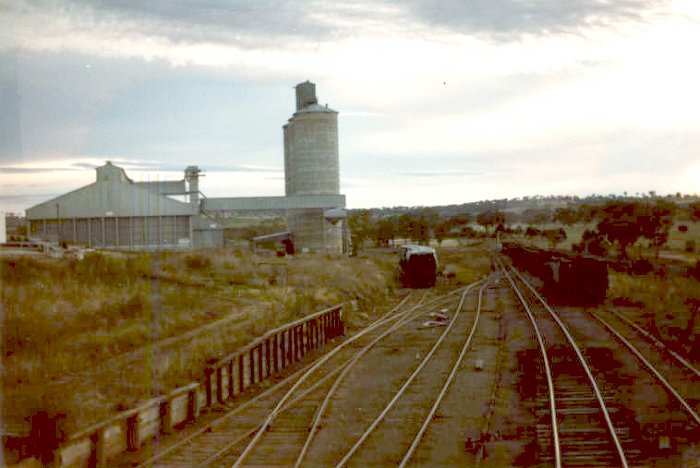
26;163;196;220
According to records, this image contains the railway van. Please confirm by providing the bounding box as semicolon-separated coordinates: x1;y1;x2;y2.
398;245;438;288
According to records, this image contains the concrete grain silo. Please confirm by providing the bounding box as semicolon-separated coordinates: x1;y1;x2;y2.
284;81;343;253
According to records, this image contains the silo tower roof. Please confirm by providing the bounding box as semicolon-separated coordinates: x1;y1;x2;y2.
295;103;337;114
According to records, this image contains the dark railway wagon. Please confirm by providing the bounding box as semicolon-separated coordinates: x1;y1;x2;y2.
398;245;438;288
501;242;608;306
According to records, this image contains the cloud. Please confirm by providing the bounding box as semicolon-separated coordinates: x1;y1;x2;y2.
1;0;672;68
398;170;482;178
390;0;670;38
0;166;82;173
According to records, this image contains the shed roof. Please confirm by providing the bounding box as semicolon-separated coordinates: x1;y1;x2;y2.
26;163;196;219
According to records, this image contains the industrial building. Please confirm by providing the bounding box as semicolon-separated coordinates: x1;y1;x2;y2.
25;162;222;249
25;82;347;253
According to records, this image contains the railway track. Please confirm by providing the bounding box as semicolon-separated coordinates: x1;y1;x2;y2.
227;279;488;467
127;283;480;466
499;260;630;467
500;256;700;466
590;309;700;434
325;280;492;467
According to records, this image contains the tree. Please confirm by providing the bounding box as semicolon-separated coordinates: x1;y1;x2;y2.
689;202;700;222
374;217;397;247
642;200;676;258
553;207;578;226
433;219;451;246
544;228;567;249
522;208;551;226
397;213;431;244
594;200;676;258
572;229;608;256
577;204;601;223
595;202;645;258
348;209;373;252
476;210;505;235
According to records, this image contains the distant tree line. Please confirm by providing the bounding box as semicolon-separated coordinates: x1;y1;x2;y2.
347;197;697;258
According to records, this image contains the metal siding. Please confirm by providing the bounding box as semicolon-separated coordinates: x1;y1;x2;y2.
116;217;129;246
76;219;89;244
161;216;175;244
146;217;159;245
131;217;145;245
202;194;345;212
104;218;117;245
90;218;102;246
176;216;190;244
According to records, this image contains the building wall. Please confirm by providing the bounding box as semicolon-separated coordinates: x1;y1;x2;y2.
29;215;192;249
286;208;343;254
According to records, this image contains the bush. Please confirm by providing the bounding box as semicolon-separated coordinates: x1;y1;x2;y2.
630;258;654;275
184;254;212;270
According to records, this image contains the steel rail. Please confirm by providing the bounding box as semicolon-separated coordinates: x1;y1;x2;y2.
137;292;419;467
593;312;700;426
197;355;357;467
499;259;562;468
607;308;700;379
231;283;482;468
294;280;485;468
398;280;490;468
334;279;484;467
509;265;629;468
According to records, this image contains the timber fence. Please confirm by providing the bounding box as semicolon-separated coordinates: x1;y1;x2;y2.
13;304;343;467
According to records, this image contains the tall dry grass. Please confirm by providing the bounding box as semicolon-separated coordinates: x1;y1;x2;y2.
1;249;398;432
608;271;700;357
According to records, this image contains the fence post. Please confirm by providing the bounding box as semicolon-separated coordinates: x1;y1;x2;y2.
126;413;139;451
228;359;235;399
257;344;263;383
272;334;279;374
339;306;345;336
216;366;225;404
238;354;245;394
249;348;256;385
297;326;303;359
204;367;214;408
160;399;172;435
280;331;287;369
265;339;271;378
322;313;328;343
88;429;105;467
186;388;199;423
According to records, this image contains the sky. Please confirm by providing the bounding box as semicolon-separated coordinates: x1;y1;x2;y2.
1;0;699;213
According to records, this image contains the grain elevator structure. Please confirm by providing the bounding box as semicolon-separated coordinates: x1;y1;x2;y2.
24;81;347;253
283;82;343;253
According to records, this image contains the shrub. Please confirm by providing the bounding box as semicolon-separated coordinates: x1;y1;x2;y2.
184;253;212;270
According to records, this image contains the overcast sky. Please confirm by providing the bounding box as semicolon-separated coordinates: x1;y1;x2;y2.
1;0;699;213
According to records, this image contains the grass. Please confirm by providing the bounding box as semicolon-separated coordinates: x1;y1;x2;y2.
608;272;700;350
437;239;495;288
1;249;400;434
